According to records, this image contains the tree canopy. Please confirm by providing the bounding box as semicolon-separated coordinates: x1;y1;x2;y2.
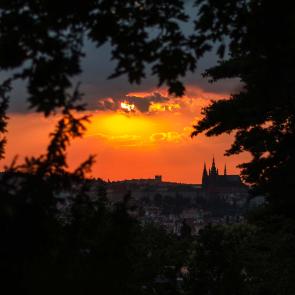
191;0;295;215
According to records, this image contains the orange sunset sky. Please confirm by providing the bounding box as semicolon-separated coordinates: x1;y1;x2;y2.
1;85;250;184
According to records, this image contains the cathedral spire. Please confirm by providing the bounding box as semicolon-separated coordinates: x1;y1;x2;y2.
202;162;208;177
210;156;218;176
202;162;208;186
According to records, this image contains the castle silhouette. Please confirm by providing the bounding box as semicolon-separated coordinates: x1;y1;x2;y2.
202;157;246;193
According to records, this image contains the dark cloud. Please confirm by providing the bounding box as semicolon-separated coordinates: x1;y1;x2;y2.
125;93;168;112
96;97;117;111
95;92;169;113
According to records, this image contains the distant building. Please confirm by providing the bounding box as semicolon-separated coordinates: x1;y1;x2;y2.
154;175;162;183
202;157;248;195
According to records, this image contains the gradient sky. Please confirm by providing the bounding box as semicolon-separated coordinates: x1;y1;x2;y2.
2;79;249;183
0;13;249;183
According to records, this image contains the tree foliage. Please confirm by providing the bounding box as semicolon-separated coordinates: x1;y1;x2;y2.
190;0;295;215
0;170;186;294
185;224;256;295
185;216;295;295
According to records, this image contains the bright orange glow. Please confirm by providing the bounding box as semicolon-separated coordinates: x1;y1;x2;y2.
1;86;249;183
87;113;158;137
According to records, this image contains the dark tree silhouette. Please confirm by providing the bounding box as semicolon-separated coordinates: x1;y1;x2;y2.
185;224;256;295
0;0;196;161
190;1;295;215
0;3;195;292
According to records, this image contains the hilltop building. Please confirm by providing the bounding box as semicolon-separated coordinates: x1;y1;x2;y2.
202;157;248;196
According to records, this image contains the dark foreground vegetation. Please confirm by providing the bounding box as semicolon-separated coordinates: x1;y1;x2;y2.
0;172;185;294
1;172;295;295
1;0;295;294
